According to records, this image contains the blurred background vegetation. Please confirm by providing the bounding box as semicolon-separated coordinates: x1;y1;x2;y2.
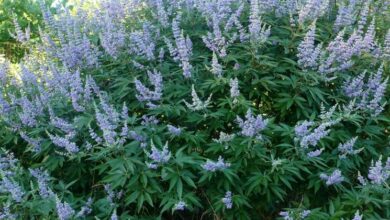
0;0;61;62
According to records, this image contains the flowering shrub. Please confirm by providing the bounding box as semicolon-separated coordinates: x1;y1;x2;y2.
1;0;390;219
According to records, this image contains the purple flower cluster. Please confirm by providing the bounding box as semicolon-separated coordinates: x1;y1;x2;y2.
338;137;361;158
319;18;379;75
298;0;329;24
29;168;53;198
17;95;44;127
49;111;74;134
75;198;93;218
307;148;324;158
279;211;293;220
249;0;271;44
236;109;268;138
69;70;86;112
202;156;231;172
20;132;41;153
94;96;122;145
0;151;18;170
222;191;233;209
229;77;240;99
10;15;30;43
150;0;169;28
334;0;358;31
174;200;186;211
200;2;245;58
146;142;171;169
352;210;363;220
135;69;163;107
129;23;156;60
295;120;332;149
0;177;24;202
38;2;99;68
297;22;322;70
343;66;388;116
294;121;314;138
95;3;127;59
55;197;75;220
48;133;79;154
166;18;193;78
0;203;16;220
167;125;182;136
141;115;159;127
211;52;223;78
320;169;344;186
367;157;390;184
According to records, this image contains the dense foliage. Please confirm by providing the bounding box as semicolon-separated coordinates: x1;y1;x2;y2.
1;0;390;219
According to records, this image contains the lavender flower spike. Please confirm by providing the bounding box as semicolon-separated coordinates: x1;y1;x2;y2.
236;109;268;138
184;85;212;111
297;21;322;70
0;177;24;202
367;157;389;184
174;200;186;211
167;125;182;136
338;137;361;158
146;141;171;169
352;210;363;220
29;168;53;198
202;156;231;172
56;197;75;220
211;52;222;78
320;169;344;186
222;191;233;209
48;134;79;154
134;69;163;106
229;77;240;99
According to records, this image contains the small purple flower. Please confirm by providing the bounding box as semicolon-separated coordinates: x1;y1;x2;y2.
56;197;75;220
110;210;118;220
20;132;41;153
146;142;171;168
170;18;193;78
135;69;163;106
352;210;363;220
222;191;233;209
174;200;186;211
338;137;360;158
29;168;53;198
236;109;268;138
294;121;315;138
297;21;322;70
202;156;230;172
368;158;389;184
233;62;240;70
141;115;159;126
229;78;240;99
249;0;271;43
211;52;223;78
167;125;181;136
301;210;311;218
48;134;79;154
279;211;293;220
307;148;324;157
0;177;24;202
299;124;330;148
320;169;344;186
76;198;93;218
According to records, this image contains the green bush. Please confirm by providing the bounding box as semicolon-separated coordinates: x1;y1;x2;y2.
0;0;390;219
